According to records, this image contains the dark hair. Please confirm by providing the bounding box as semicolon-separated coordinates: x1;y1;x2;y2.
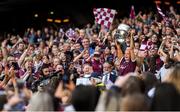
40;64;50;76
0;93;7;111
52;42;59;47
141;72;159;93
43;55;50;60
69;68;79;85
151;22;158;27
71;85;100;111
151;83;180;111
73;50;80;55
105;45;111;50
147;56;157;74
82;37;90;42
0;63;4;71
121;76;145;96
104;61;114;67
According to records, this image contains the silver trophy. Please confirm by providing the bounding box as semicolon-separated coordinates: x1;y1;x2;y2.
115;24;130;43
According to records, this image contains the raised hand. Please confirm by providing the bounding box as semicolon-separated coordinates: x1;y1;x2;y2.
1;39;8;48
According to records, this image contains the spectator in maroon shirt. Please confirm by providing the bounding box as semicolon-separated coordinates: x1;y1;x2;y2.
118;33;136;76
91;52;103;75
118;48;136;76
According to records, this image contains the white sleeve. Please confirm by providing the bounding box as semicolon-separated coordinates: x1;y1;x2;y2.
22;73;30;82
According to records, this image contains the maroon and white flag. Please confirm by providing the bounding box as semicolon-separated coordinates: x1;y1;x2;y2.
156;5;165;18
129;5;135;19
156;4;169;24
93;8;116;29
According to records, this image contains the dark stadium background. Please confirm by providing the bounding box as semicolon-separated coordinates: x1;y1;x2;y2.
0;0;179;35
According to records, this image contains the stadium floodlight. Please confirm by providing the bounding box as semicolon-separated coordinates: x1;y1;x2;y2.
47;18;53;22
34;14;38;18
55;19;61;23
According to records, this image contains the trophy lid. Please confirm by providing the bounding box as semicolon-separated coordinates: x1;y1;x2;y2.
117;24;130;31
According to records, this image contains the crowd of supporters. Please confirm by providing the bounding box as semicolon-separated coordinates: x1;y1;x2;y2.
0;5;179;111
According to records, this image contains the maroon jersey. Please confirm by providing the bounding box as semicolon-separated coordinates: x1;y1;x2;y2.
118;57;136;76
91;59;102;74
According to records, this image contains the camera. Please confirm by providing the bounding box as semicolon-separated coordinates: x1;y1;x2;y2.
50;70;63;80
31;79;50;92
39;79;49;87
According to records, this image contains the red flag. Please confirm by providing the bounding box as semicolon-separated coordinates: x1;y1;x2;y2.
130;5;135;19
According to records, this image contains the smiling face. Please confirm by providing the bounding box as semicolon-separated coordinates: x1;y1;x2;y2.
151;35;158;43
63;43;71;51
82;38;90;49
74;43;81;50
143;27;149;35
52;45;59;55
103;62;112;73
53;58;60;67
60;53;66;62
134;42;140;49
83;64;91;75
25;59;33;70
28;46;35;55
166;27;172;35
124;49;131;62
79;29;85;38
